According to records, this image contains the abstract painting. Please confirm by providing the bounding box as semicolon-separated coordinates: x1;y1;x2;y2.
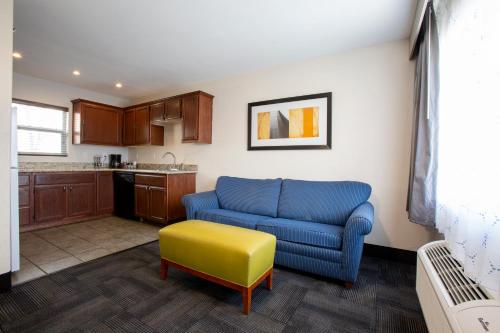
248;93;331;150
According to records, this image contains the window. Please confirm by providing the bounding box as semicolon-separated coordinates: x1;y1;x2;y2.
12;99;69;156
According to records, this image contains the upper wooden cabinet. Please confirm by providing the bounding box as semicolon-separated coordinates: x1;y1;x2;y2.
149;98;182;122
123;109;136;145
165;98;182;120
72;99;123;146
135;106;150;145
123;106;163;146
181;92;213;143
72;90;212;146
150;101;165;122
123;107;148;145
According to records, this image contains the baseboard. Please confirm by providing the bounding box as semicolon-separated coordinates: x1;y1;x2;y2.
363;243;417;265
0;271;11;292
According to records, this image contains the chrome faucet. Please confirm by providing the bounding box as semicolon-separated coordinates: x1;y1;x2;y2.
161;151;178;171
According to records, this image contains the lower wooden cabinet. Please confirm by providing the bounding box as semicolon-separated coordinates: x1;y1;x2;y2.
149;186;167;221
33;172;96;226
134;184;167;223
67;183;96;218
134;173;195;223
34;185;67;223
97;171;114;214
18;173;33;226
20;171;195;231
134;184;150;219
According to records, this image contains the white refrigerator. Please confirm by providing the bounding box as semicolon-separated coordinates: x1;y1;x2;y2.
10;106;19;272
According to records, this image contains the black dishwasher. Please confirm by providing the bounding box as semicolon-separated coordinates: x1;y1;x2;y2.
113;172;138;220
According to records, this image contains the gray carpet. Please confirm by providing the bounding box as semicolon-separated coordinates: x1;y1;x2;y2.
0;242;428;333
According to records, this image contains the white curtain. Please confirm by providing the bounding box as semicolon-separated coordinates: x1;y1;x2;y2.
434;0;500;298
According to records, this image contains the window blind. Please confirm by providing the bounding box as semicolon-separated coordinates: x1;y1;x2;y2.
13;100;69;156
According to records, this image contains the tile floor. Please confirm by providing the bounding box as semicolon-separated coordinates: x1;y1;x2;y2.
13;217;161;286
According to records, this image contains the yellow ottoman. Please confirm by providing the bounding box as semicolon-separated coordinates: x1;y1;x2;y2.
158;220;276;314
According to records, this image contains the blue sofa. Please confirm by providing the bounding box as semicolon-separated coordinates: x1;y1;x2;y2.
181;176;374;286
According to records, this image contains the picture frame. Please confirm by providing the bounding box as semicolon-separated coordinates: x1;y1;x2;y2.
247;92;332;150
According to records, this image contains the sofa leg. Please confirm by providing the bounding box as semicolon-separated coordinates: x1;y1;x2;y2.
344;282;353;289
160;259;168;280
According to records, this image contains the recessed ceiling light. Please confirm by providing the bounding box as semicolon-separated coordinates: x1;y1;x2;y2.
115;82;123;88
72;70;81;76
12;52;22;59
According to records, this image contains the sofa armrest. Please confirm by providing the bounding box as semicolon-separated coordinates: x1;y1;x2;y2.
341;202;374;283
344;202;374;237
182;191;220;219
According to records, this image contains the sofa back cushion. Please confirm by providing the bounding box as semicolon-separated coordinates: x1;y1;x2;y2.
215;176;282;217
277;179;371;225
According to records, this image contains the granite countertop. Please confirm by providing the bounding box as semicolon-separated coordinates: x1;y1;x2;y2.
19;168;197;174
18;162;198;175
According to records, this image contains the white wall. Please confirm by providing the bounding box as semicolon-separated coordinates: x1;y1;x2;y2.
129;40;437;251
0;0;13;275
13;73;130;163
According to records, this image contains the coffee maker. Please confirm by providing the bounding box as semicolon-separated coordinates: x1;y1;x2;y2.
109;154;122;168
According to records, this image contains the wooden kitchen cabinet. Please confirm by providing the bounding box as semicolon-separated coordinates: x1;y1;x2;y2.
150;101;165;122
134;105;150;145
149;186;167;222
34;185;67;223
67;183;96;218
20;170;196;232
32;172;96;228
134;184;167;223
182;91;213;143
19;173;33;226
97;171;114;215
72;99;123;146
72;90;211;147
134;184;166;223
167;173;196;220
123;109;136;145
165;98;182;119
150;98;181;122
134;173;195;223
134;184;149;219
181;94;198;141
123;106;163;146
135;174;167;223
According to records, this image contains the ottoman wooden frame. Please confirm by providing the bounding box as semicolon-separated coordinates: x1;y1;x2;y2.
160;258;273;314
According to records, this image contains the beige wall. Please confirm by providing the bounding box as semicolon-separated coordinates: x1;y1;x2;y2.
129;40;437;251
13;73;130;163
0;0;13;274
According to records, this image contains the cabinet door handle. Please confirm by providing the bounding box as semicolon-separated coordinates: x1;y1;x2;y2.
63;186;66;191
69;186;73;191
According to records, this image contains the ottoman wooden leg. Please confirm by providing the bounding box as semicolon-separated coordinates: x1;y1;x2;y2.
242;288;252;315
266;269;273;290
160;259;168;280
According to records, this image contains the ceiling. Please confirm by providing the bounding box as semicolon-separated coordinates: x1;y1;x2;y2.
13;0;416;99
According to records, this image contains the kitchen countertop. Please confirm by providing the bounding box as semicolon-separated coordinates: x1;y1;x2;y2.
18;162;198;174
19;168;197;174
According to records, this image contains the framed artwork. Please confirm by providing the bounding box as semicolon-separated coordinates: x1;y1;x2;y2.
247;92;332;150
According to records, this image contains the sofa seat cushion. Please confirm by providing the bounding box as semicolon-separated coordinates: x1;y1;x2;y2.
277;179;371;226
196;208;268;230
215;176;282;217
256;218;344;250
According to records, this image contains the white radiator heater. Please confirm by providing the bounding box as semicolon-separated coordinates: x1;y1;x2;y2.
416;241;500;333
